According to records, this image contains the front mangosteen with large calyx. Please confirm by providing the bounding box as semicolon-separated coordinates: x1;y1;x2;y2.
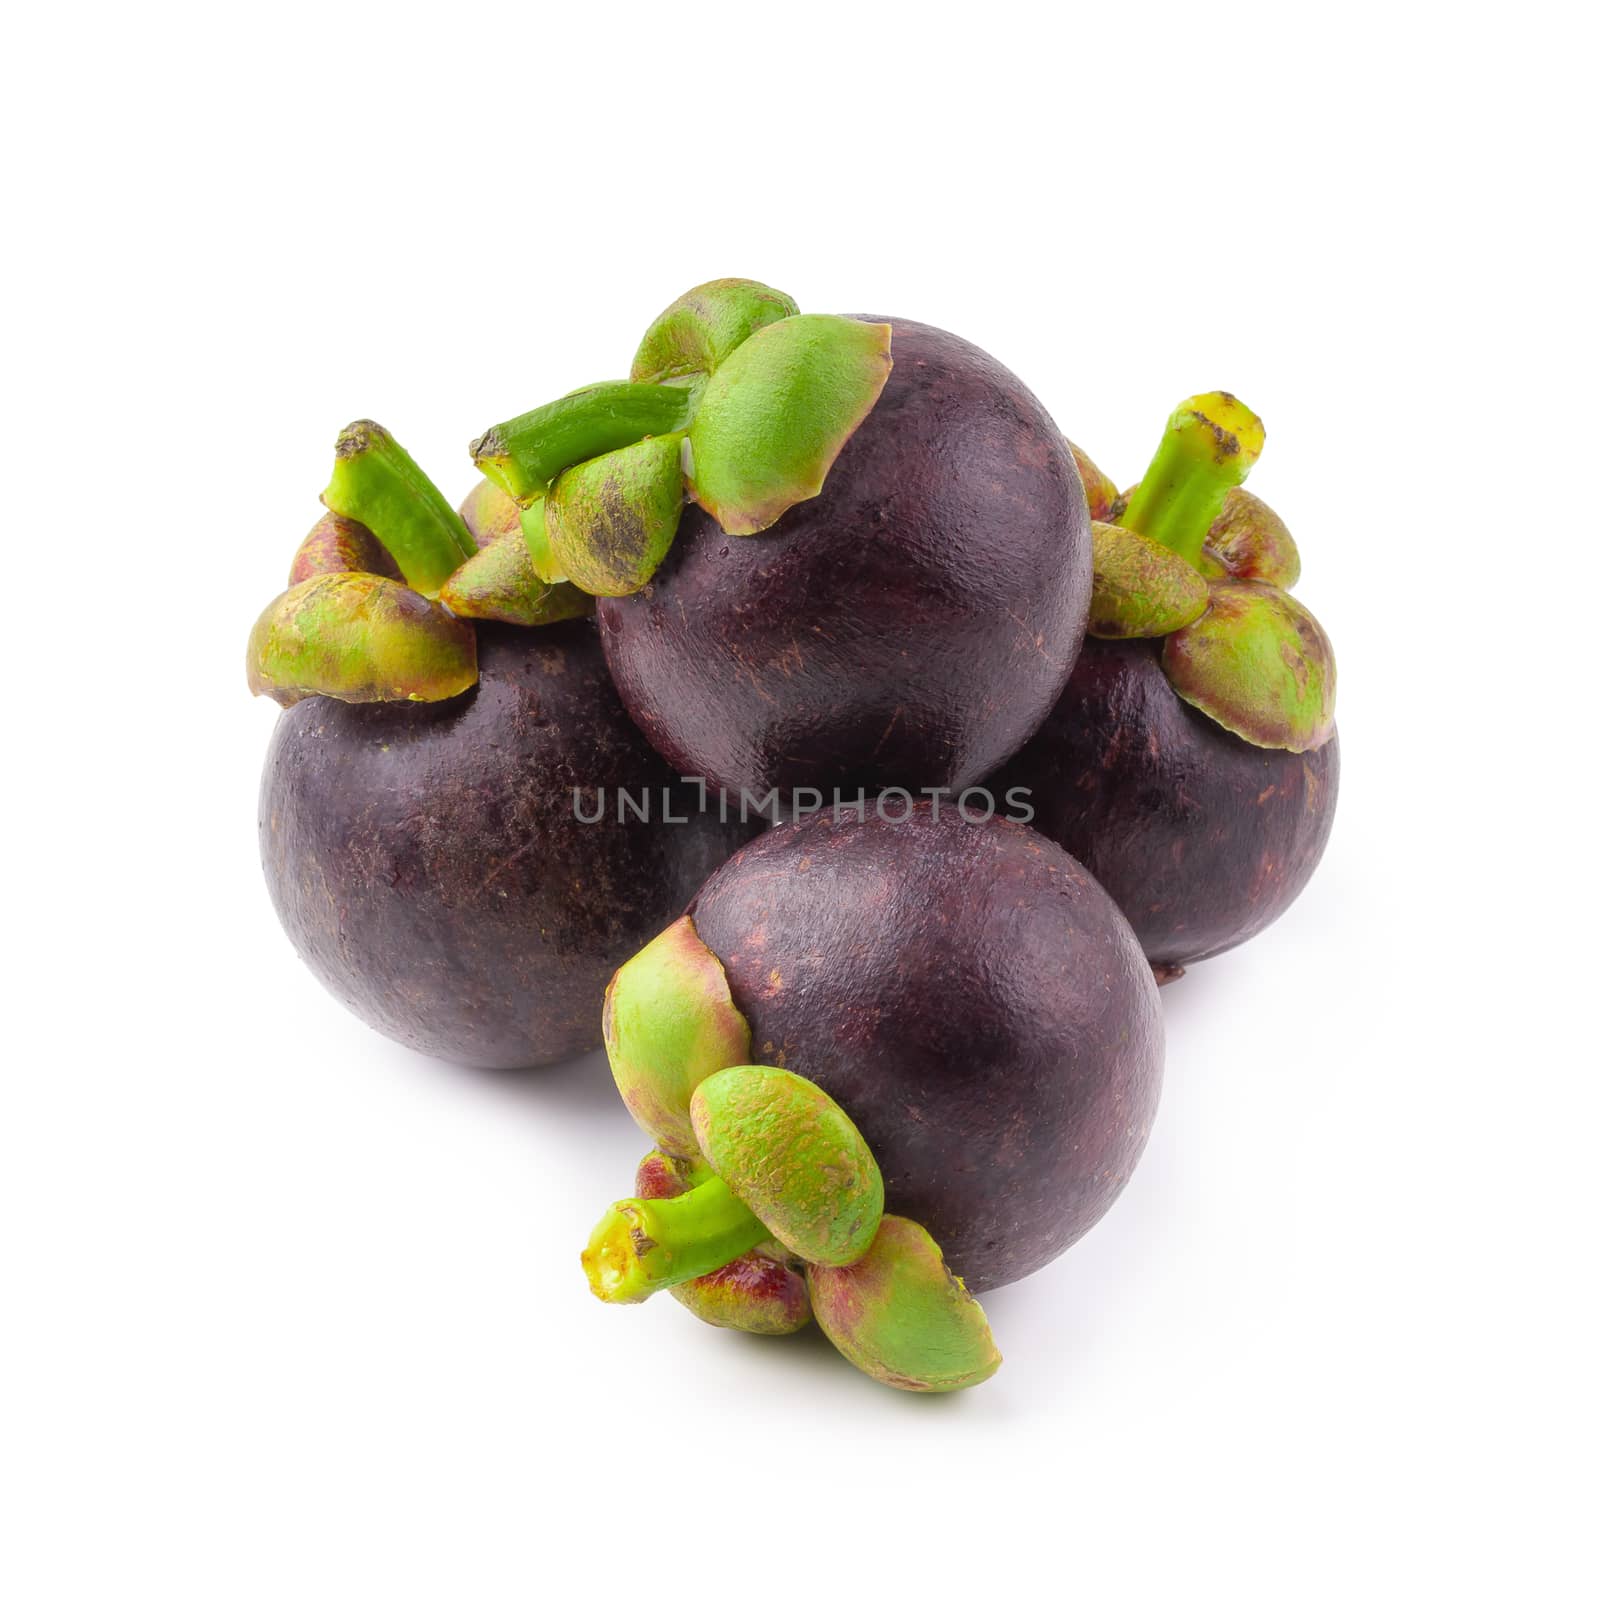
580;805;1164;1392
250;423;756;1068
465;278;1094;801
996;393;1340;980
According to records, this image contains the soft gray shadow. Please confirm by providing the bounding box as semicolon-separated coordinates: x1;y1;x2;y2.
415;1043;627;1124
1155;956;1226;1028
715;1319;991;1411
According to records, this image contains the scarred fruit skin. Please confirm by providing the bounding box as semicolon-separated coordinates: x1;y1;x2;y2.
994;638;1340;972
596;319;1091;799
686;806;1163;1293
260;621;755;1068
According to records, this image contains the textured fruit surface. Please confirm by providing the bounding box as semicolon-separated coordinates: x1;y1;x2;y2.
598;319;1091;799
688;806;1163;1292
691;1066;884;1266
995;638;1339;969
260;622;755;1067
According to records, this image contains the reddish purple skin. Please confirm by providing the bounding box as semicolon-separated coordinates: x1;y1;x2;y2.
259;621;756;1069
597;318;1091;800
687;807;1163;1293
994;638;1340;972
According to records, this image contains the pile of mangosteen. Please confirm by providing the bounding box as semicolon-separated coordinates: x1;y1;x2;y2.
250;277;1337;1393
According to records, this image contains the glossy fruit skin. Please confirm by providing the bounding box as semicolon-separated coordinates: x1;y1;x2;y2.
260;621;755;1068
596;318;1091;800
687;806;1162;1293
994;638;1340;972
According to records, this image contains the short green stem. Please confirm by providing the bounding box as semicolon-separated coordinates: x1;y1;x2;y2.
582;1176;770;1305
322;421;476;597
1120;392;1264;570
471;381;696;506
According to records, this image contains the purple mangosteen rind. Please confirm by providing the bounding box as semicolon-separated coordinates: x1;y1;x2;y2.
993;637;1340;972
596;315;1094;800
260;621;758;1069
581;807;1167;1392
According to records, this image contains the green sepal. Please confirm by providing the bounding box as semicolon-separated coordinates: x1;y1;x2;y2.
1069;441;1122;522
545;434;685;596
671;1252;812;1335
631;278;800;384
520;500;569;584
470;382;695;506
322;420;476;597
1199;488;1301;589
632;1148;810;1333
1088;522;1211;639
687;314;893;536
807;1215;1002;1393
634;1149;714;1200
247;572;478;707
603;915;753;1159
438;533;594;627
690;1066;884;1268
288;511;402;586
457;478;523;546
1162;579;1336;752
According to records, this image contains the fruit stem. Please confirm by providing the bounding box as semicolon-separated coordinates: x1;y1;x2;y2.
322;421;476;598
581;1176;771;1305
1120;392;1264;570
470;381;696;506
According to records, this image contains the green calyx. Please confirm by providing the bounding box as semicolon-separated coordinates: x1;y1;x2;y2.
631;278;799;385
691;1067;883;1267
671;1252;813;1336
322;420;475;597
1082;392;1335;751
469;382;695;507
1069;441;1123;522
1088;523;1210;639
438;529;594;627
585;937;1001;1391
1197;487;1301;588
603;915;753;1158
686;314;893;536
246;572;478;707
1163;579;1336;752
457;479;524;547
468;280;894;595
288;510;403;586
807;1216;1002;1394
582;1066;883;1302
633;1149;812;1336
520;500;568;584
545;433;685;596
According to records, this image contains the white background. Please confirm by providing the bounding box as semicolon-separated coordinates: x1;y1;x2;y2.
4;3;1594;1595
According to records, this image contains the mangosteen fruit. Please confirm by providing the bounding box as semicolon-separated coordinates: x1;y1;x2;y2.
995;393;1339;980
466;279;1093;800
580;804;1164;1391
251;422;754;1068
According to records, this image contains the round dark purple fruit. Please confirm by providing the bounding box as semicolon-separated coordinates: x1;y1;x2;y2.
594;317;1092;799
995;638;1340;977
260;621;755;1068
594;805;1164;1297
1005;394;1341;979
